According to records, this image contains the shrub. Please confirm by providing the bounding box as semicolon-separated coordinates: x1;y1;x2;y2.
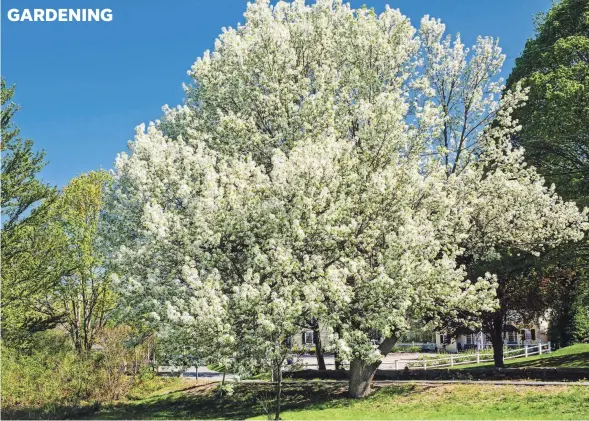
215;382;234;397
125;371;180;401
1;327;163;419
94;325;137;401
390;345;422;353
1;331;97;419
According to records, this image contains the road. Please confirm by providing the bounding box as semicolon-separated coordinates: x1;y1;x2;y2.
158;352;422;381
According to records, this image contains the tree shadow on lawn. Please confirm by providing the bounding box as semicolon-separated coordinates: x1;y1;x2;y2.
2;402;101;420
94;382;422;420
506;350;589;368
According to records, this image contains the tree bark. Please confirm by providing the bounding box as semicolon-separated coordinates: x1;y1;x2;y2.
490;313;505;368
274;364;282;420
312;323;326;370
348;337;397;398
334;325;345;371
334;354;343;371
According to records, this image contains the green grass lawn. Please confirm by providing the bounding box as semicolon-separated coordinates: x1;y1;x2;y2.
454;344;589;370
91;381;589;420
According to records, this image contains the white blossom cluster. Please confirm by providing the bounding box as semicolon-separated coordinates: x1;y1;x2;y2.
105;0;588;369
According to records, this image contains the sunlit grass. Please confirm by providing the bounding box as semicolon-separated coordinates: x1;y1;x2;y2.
453;344;589;370
91;381;589;420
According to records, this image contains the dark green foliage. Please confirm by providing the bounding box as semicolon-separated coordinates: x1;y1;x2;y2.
1;78;54;229
568;277;589;343
507;0;589;347
0;78;62;346
507;0;589;206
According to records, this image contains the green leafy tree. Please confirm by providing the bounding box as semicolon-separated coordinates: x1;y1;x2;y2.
507;0;588;205
544;266;589;345
506;0;589;346
1;79;63;346
45;171;116;352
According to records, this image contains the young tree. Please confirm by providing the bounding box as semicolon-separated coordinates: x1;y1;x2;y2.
107;0;587;400
0;78;62;346
51;171;115;352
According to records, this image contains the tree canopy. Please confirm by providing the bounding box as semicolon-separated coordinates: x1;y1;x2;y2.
106;0;588;400
507;0;589;207
506;0;589;346
1;78;62;346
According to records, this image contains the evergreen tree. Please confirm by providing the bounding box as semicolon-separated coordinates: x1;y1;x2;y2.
1;79;62;346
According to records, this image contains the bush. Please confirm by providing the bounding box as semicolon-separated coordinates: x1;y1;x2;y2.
94;325;143;401
125;371;180;401
288;346;317;355
1;327;166;419
1;331;97;419
215;382;234;397
390;345;422;353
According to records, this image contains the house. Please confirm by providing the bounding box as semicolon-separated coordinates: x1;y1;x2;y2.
435;318;549;353
288;326;332;352
289;325;436;353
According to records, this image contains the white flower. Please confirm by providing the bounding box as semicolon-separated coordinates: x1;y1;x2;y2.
104;0;588;369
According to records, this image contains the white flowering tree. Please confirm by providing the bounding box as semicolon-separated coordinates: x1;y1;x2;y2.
106;0;587;402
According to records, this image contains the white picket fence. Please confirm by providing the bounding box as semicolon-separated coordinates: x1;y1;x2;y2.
393;342;437;351
295;341;551;371
381;341;552;370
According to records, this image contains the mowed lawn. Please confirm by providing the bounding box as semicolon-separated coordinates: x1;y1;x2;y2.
92;382;589;420
455;344;589;370
88;345;589;420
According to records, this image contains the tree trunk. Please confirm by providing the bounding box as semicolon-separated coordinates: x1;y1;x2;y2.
490;314;505;368
348;337;397;398
334;325;344;371
313;324;326;370
348;359;380;398
334;354;343;371
274;364;282;420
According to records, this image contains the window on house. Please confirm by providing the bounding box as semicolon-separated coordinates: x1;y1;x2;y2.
304;331;314;345
507;331;517;343
440;334;450;344
465;334;474;345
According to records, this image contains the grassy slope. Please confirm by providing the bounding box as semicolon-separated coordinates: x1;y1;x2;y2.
92;382;589;420
454;344;589;370
89;345;589;420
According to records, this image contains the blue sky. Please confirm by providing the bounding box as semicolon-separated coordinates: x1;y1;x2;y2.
2;0;552;187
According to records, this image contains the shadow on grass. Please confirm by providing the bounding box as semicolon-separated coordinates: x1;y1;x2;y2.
92;383;420;420
1;402;100;420
506;350;589;368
